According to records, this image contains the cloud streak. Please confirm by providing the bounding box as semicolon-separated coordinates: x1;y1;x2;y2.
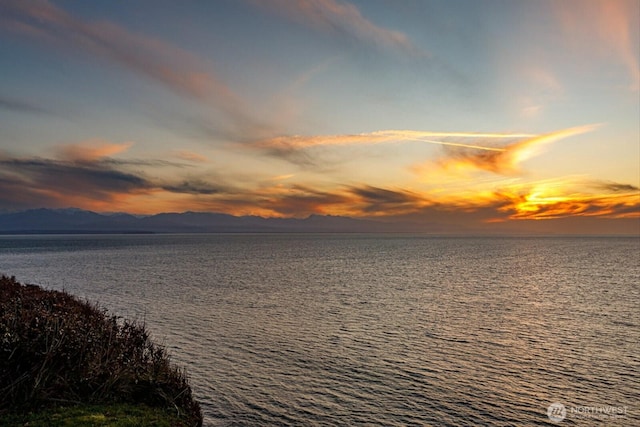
435;124;601;175
253;125;598;174
0;0;257;132
55;140;134;162
172;150;209;163
254;130;533;151
254;0;420;54
0;95;52;115
1;0;206;98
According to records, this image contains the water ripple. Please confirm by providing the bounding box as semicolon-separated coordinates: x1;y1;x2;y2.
1;235;638;426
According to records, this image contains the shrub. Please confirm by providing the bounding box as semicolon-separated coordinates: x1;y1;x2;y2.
0;275;202;426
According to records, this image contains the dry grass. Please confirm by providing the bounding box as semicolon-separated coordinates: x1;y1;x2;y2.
0;275;202;426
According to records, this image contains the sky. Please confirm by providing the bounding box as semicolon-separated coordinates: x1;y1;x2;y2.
0;0;638;234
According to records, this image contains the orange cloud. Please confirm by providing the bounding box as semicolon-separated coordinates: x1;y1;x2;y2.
254;130;534;151
493;178;640;220
257;125;599;176
555;0;640;91
245;178;639;225
269;174;295;181
433;124;600;175
2;145;637;229
55;140;133;162
173;150;209;163
500;192;640;221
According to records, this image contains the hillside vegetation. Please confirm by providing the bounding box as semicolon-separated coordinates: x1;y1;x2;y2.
0;275;202;426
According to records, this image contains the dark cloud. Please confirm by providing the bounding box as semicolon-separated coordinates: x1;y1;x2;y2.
439;145;510;173
0;157;151;198
99;158;186;168
265;185;350;216
258;145;319;168
252;184;428;218
161;180;226;195
608;203;640;216
0;173;63;210
592;181;640;193
348;185;425;213
0;153;231;210
0;95;51;115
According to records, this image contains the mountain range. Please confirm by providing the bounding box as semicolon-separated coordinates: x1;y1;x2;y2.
1;208;636;235
0;208;405;234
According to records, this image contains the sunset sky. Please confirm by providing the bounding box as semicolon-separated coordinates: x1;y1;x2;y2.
0;0;638;233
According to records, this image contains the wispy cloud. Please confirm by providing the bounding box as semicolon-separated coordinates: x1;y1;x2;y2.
252;126;596;174
0;0;256;131
434;124;600;175
516;65;564;118
254;130;533;151
260;56;341;135
54;140;134;162
1;1;205;97
251;129;534;169
161;180;226;196
172;150;209;163
554;0;640;92
0;95;52;115
269;174;295;181
253;0;421;54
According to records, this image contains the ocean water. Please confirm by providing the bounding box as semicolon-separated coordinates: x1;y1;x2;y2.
0;234;638;426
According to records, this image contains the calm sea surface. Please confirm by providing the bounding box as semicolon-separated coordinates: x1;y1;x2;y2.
0;234;638;426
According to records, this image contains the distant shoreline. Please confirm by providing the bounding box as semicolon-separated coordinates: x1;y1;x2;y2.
1;208;638;235
1;231;638;237
0;230;157;235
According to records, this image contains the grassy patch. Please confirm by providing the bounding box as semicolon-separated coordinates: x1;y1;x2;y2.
0;275;202;426
0;403;191;426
